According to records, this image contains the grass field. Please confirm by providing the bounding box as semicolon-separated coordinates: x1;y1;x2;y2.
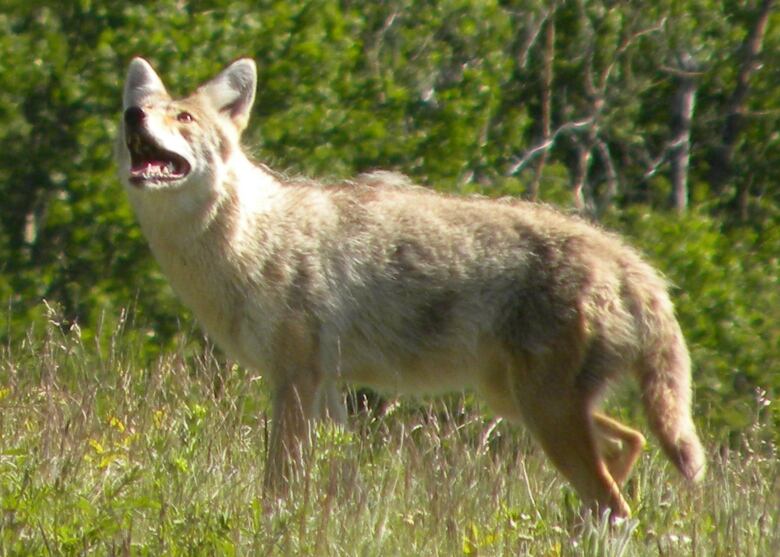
1;313;778;556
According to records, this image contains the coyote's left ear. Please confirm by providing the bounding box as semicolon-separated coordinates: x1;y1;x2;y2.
198;58;257;132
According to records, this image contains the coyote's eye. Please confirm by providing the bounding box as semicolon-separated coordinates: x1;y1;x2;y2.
177;111;194;123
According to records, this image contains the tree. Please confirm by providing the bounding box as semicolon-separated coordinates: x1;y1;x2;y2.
0;2;778;434
707;0;775;219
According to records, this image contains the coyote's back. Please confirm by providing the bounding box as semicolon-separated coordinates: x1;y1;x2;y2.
117;57;705;519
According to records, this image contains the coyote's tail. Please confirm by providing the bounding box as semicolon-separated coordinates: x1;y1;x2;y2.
635;285;706;483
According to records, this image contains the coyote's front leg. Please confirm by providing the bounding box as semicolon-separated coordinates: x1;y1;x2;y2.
263;320;322;494
264;378;319;492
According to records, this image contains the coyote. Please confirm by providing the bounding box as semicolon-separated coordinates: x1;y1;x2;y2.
117;58;705;518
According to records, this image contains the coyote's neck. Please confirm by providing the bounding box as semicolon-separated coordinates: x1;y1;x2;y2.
131;153;283;317
132;153;279;247
133;155;282;360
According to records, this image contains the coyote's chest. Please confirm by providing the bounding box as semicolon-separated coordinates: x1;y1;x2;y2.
149;231;272;365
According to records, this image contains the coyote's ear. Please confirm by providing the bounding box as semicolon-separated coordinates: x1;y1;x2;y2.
198;58;257;132
123;57;168;109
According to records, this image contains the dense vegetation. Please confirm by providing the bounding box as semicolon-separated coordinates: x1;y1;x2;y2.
0;2;778;550
0;322;777;554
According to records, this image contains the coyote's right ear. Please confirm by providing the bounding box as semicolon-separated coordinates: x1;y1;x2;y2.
123;57;168;109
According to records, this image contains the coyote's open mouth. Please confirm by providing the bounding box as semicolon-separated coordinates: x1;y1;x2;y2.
126;131;191;185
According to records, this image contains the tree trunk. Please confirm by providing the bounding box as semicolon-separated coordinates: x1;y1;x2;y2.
670;62;698;213
529;16;555;201
709;0;774;197
572;141;592;213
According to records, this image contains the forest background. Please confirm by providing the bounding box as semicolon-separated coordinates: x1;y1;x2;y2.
1;0;778;447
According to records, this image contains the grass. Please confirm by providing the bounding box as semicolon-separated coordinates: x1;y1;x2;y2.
0;311;778;556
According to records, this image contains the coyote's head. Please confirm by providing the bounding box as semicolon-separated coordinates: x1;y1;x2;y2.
117;57;257;198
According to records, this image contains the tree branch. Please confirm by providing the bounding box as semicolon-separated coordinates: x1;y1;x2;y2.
506;117;594;175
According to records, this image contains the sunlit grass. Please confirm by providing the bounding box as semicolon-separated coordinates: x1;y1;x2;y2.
1;313;777;555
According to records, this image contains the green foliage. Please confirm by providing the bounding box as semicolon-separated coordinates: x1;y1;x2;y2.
0;1;778;443
0;323;778;554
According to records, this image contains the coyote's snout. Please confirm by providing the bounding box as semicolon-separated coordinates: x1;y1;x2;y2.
117;57;706;518
123;106;192;184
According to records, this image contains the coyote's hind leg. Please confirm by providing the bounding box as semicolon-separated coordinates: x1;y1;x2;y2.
507;343;631;518
523;398;630;518
593;412;646;486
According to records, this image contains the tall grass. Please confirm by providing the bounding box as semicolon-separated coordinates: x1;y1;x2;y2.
1;309;777;556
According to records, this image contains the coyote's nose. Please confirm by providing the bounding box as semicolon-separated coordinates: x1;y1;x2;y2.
124;106;146;128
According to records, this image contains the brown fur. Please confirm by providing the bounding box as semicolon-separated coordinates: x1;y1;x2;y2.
117;58;706;518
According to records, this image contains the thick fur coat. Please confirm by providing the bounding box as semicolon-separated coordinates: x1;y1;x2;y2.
117;58;706;518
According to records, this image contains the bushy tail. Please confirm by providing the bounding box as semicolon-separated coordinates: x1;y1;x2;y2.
636;290;706;482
